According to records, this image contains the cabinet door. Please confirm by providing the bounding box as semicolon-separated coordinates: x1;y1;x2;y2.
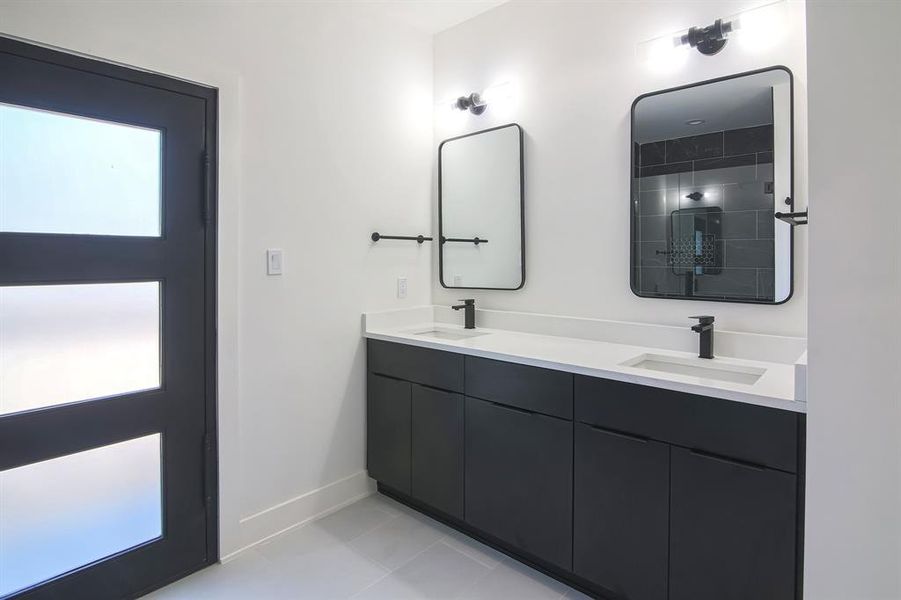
465;397;573;570
669;447;797;600
367;374;411;494
412;384;464;519
573;424;669;600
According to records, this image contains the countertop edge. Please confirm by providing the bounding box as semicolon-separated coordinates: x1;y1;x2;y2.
364;330;806;414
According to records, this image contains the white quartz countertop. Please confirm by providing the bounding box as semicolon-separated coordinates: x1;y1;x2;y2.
364;319;805;413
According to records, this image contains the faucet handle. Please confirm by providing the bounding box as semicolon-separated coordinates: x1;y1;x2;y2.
689;315;715;325
458;299;475;305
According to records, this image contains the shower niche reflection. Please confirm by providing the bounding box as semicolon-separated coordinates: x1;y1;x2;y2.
630;67;794;304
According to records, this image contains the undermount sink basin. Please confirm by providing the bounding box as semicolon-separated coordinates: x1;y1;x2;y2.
411;327;490;341
621;353;765;385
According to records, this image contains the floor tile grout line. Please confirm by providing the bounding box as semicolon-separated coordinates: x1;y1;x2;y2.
348;537;446;598
441;536;503;570
342;511;403;546
450;552;502;599
250;525;394;592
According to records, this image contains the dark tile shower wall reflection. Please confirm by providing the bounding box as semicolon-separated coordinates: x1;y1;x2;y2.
633;125;776;301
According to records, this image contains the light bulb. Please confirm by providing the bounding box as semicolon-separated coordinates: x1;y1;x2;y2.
637;30;690;71
480;81;512;105
727;0;788;52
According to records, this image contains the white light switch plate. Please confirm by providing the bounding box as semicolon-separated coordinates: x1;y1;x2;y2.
266;249;283;275
397;276;408;299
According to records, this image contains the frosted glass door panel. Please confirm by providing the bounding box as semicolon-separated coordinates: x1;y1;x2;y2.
0;434;162;597
0;282;161;415
0;103;161;236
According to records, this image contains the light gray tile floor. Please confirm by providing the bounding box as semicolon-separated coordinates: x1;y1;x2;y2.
147;493;591;599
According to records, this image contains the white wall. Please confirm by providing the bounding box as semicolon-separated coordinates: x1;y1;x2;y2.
805;2;901;598
433;0;808;337
0;1;434;557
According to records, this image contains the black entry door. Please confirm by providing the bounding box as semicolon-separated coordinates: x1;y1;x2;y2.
0;38;217;599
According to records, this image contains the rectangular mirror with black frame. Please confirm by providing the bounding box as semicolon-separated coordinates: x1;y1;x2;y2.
439;123;525;290
631;66;794;304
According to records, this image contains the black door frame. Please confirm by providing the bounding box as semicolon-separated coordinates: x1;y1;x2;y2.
0;35;219;598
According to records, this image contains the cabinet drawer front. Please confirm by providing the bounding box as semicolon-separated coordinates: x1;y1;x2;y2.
368;339;464;392
573;423;669;600
412;385;464;519
367;374;412;494
465;356;573;419
669;447;797;600
575;376;798;472
464;396;573;570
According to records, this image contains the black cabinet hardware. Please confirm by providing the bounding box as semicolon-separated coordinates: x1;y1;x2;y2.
487;400;534;416
689;448;765;471
587;423;650;444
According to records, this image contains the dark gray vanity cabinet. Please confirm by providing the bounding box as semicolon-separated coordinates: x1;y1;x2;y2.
367;340;805;600
411;385;464;519
366;373;411;495
573;423;670;600
465;396;573;570
574;375;803;600
366;340;465;517
669;447;797;600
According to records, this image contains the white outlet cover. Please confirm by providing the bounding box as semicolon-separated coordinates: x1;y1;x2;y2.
397;276;408;299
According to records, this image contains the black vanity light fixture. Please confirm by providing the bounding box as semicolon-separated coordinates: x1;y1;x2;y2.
454;92;487;115
450;81;513;116
638;0;787;62
681;18;734;55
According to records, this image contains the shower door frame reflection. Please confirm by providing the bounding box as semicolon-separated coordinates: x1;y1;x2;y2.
0;37;218;599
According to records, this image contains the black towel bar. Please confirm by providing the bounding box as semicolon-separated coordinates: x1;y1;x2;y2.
370;232;432;244
442;236;488;245
370;232;487;245
774;211;808;226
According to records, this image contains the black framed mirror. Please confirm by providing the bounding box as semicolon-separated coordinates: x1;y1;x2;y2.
439;123;525;290
630;66;794;304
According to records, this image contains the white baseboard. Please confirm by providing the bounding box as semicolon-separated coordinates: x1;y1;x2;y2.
222;470;376;562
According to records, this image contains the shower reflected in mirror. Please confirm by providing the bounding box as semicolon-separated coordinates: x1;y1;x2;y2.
631;66;794;304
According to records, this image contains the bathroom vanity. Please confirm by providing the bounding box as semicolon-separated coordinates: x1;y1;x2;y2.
364;312;805;600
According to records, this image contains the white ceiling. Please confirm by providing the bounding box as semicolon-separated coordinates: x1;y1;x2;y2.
375;0;509;34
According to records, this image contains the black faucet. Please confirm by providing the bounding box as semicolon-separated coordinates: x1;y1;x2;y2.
452;299;476;329
690;316;715;359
